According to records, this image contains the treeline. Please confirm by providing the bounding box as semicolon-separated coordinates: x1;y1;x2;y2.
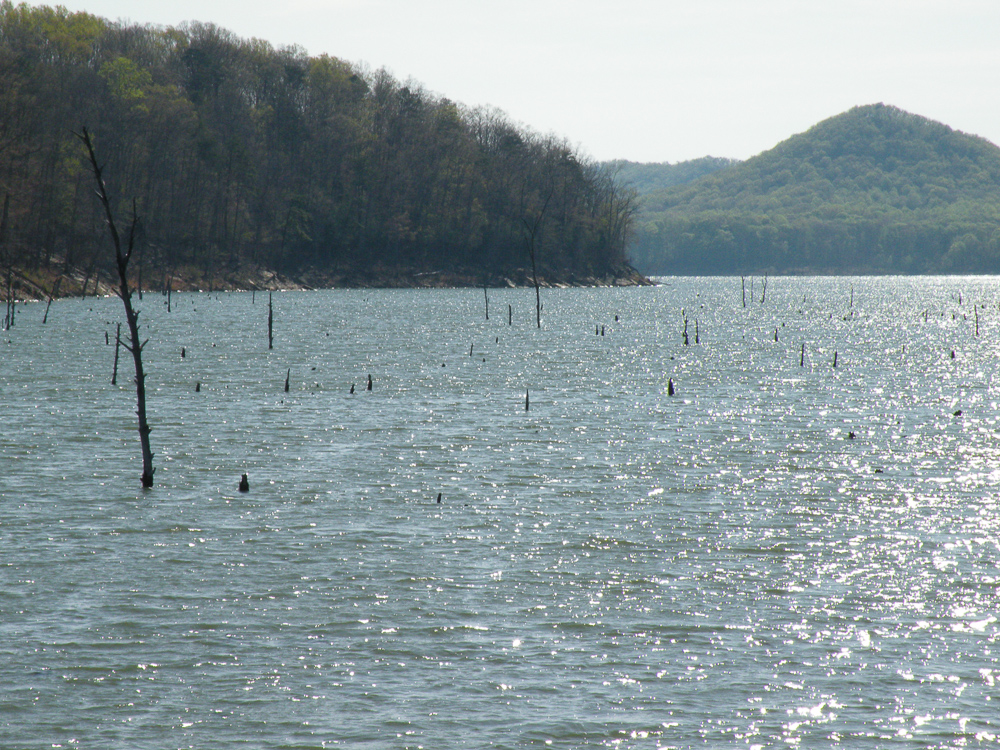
604;156;739;198
630;104;1000;275
0;2;637;290
629;212;995;274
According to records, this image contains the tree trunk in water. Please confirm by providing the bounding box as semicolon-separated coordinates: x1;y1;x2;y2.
78;127;155;488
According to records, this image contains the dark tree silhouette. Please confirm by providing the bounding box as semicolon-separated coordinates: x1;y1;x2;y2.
78;126;155;488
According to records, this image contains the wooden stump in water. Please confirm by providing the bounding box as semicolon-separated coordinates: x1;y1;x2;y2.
268;294;274;350
111;323;121;385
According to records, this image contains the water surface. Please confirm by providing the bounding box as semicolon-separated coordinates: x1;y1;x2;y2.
2;277;999;748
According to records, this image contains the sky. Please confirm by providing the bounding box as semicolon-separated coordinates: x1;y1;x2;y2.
50;0;1000;164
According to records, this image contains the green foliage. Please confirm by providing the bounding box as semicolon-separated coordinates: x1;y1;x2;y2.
0;4;635;281
606;157;739;197
631;104;1000;274
99;56;152;109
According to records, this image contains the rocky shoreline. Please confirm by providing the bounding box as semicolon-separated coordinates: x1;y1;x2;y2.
1;261;654;302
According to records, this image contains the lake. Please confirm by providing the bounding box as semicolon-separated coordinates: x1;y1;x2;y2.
2;276;999;748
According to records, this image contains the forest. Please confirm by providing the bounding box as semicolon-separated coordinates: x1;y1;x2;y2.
628;104;1000;275
0;2;639;297
605;156;737;197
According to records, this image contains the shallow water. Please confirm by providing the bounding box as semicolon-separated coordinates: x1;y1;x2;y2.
2;277;1000;748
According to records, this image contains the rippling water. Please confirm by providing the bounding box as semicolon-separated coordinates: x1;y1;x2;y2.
2;277;1000;748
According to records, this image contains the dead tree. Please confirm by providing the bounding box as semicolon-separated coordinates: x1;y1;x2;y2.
1;194;11;330
77;127;155;488
268;293;274;349
522;187;553;329
42;277;62;324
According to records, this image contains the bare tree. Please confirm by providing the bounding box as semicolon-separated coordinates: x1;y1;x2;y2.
522;186;553;329
77;127;155;488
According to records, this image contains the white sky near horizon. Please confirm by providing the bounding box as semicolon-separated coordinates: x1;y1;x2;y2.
48;0;1000;164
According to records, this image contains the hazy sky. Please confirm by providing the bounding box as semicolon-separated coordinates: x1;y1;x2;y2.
52;0;1000;163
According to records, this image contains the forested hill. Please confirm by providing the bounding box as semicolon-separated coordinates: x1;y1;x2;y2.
630;104;1000;275
0;3;639;298
605;157;739;197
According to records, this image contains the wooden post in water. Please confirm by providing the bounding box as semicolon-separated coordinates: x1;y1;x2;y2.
268;293;274;350
800;343;805;367
483;283;489;321
508;304;512;326
284;368;290;393
3;267;13;330
111;323;121;385
975;307;979;336
833;351;838;368
741;276;746;308
525;389;530;411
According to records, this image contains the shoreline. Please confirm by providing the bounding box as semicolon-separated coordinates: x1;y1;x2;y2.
1;262;654;302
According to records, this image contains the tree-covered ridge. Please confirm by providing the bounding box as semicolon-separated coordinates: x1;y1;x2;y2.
631;104;1000;275
603;157;739;197
0;3;638;293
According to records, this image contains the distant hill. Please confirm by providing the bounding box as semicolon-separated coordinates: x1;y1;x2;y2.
630;104;1000;275
604;157;739;197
